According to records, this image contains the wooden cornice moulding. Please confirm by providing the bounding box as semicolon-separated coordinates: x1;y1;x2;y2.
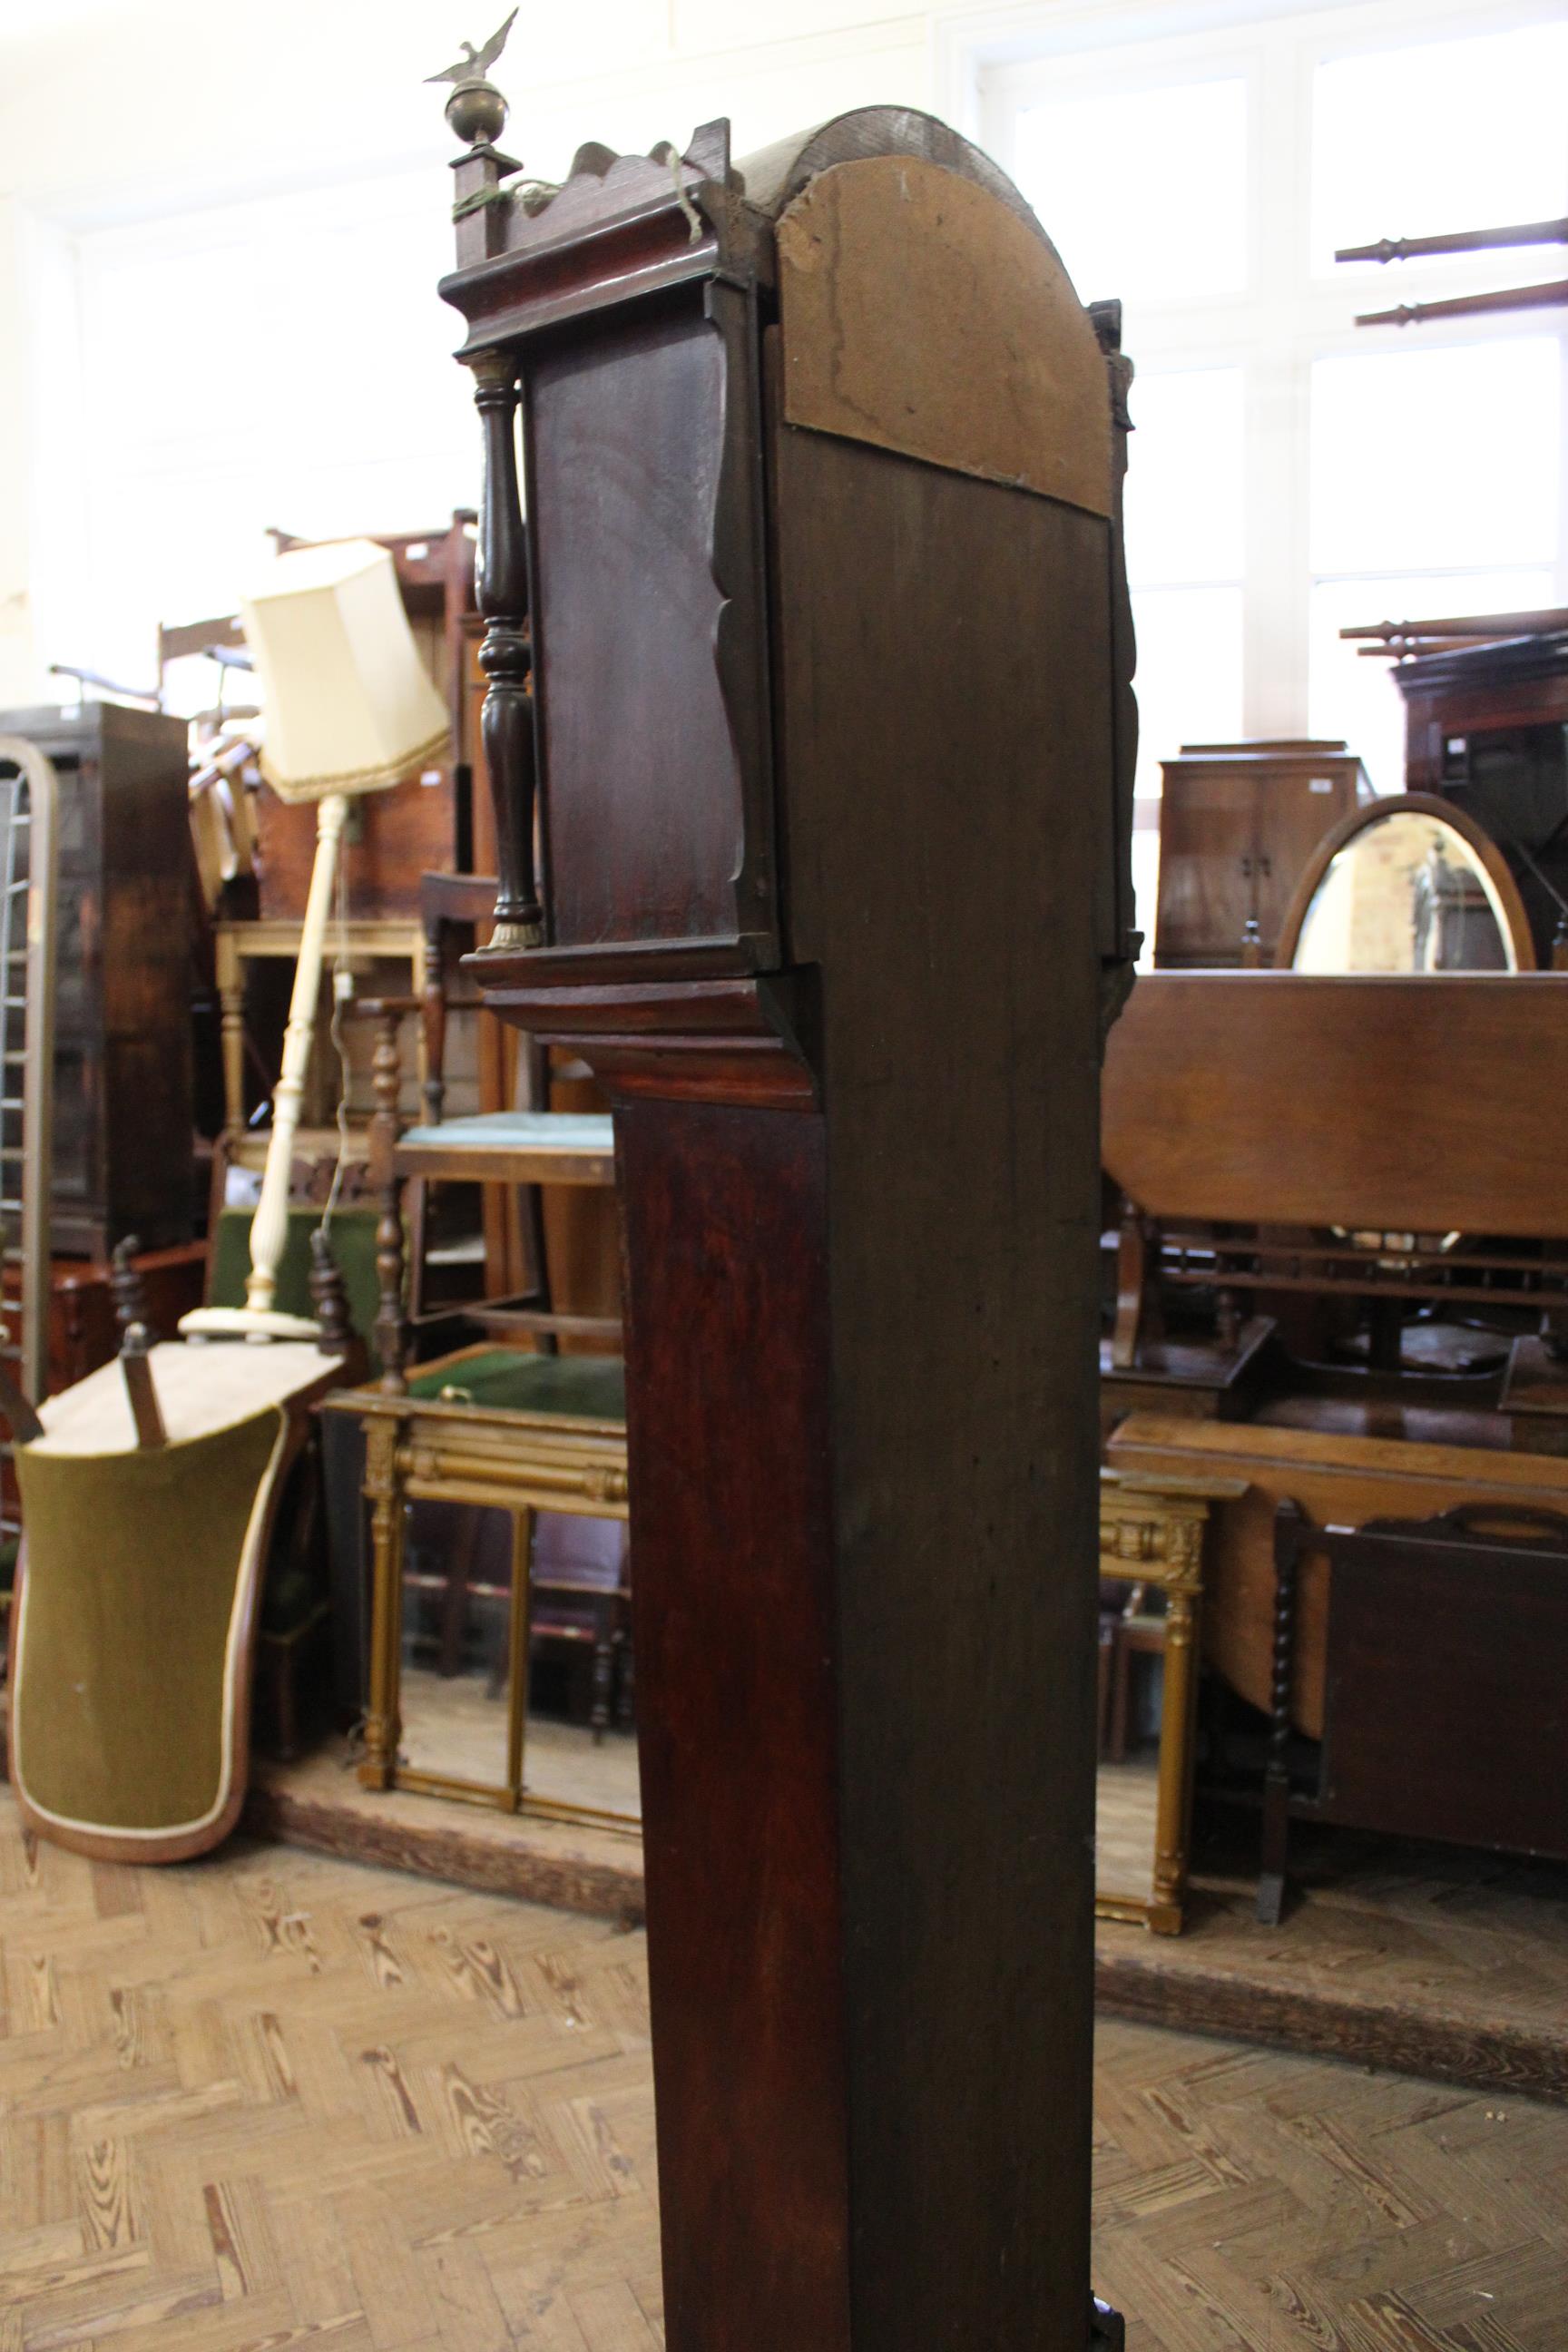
475;974;818;1111
442;120;750;354
441;202;728;355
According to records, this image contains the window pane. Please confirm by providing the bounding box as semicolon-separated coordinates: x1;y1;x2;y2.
1013;78;1247;304
1310;339;1560;575
1132;583;1244;799
1312;24;1568;272
1125;369;1244;586
1131;819;1161;968
1308;569;1558;795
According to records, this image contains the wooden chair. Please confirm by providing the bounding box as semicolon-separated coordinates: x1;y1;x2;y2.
412;870;622;1353
358;994;619;1385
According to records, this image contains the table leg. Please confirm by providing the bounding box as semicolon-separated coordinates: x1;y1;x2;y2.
216;928;245;1148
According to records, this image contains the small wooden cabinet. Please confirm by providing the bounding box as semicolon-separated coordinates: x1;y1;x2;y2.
1154;740;1372;967
1;701;194;1256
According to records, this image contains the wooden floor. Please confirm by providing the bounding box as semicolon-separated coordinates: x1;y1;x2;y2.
1100;1826;1568;2107
247;1740;1568;2108
5;1792;1567;2350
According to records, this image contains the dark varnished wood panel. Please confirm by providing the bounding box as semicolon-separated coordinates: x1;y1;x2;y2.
775;429;1108;2344
254;777;456;923
527;306;749;956
614;1098;851;2352
1324;1530;1568;1857
1103;972;1568;1239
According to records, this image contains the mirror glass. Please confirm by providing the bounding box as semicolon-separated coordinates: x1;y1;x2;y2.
396;1501;640;1824
1291;808;1517;974
399;1502;520;1795
520;1507;640;1825
1096;1571;1163;1913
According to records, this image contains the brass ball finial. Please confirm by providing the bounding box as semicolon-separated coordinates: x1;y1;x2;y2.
445;77;508;150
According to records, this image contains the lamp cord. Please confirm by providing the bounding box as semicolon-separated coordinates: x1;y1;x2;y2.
320;850;354;1241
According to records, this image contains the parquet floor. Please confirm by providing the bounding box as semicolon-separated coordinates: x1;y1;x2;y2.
4;1793;1567;2352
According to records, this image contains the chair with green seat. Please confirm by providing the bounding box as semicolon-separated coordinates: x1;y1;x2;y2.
360;990;621;1379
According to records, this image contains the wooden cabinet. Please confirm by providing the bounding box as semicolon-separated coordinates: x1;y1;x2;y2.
1;702;193;1256
1395;631;1568;967
1155;740;1372;966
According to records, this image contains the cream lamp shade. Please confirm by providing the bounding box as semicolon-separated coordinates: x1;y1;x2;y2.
240;538;450;801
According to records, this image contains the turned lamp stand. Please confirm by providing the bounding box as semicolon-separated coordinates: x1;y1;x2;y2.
184;790;349;1340
437;66;1138;2352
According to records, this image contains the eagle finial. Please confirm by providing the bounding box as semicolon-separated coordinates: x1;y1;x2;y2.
427;8;518;150
426;8;517;88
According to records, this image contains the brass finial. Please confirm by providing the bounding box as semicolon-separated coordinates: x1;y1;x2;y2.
426;7;517;150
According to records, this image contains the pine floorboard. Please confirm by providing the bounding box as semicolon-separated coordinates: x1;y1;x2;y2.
3;1791;1566;2350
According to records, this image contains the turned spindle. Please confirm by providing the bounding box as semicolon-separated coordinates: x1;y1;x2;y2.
110;1235;149;1342
308;1229;355;1358
470;350;542;952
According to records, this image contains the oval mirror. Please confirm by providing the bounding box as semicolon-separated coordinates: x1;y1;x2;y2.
1277;793;1536;974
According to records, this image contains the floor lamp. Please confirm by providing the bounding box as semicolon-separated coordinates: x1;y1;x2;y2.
182;538;450;1343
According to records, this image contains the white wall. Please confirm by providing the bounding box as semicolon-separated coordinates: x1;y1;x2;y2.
3;0;1041;705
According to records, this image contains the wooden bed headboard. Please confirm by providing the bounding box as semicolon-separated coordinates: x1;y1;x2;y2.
1102;973;1568;1241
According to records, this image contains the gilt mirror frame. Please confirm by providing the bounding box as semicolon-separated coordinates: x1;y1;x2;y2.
1095;1472;1211;1936
1274;790;1537;975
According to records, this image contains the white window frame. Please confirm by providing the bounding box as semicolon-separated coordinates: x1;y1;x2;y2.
936;0;1568;766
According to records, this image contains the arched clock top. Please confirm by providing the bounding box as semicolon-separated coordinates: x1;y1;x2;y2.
439;89;1136;1007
